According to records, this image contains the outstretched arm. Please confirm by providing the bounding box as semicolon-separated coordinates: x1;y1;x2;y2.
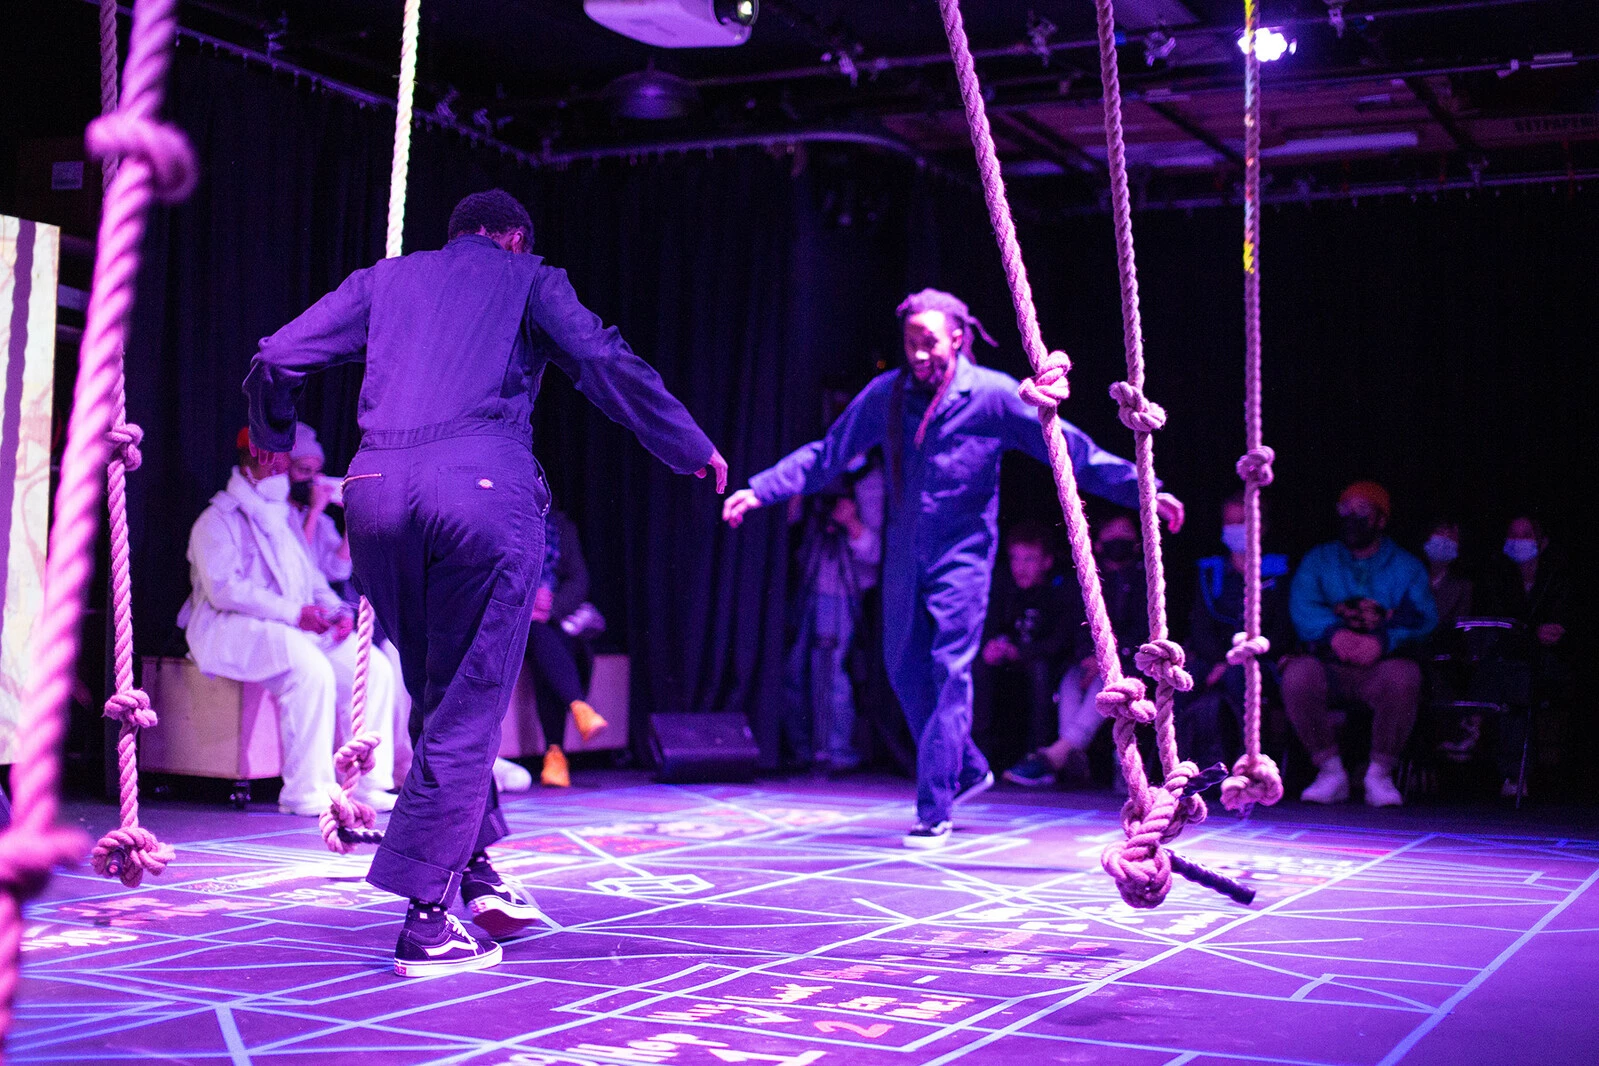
725;379;890;527
532;267;722;487
245;267;375;454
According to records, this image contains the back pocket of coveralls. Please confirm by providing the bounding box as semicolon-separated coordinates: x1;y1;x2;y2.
435;464;543;684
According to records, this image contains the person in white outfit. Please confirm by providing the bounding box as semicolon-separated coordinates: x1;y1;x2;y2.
180;429;397;815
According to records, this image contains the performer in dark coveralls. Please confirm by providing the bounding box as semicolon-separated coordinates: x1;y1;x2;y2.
724;290;1182;849
245;191;726;977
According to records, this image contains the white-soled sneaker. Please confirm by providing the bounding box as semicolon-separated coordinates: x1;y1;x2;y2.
1363;765;1404;808
462;874;543;939
1300;759;1350;804
393;913;502;978
952;770;994;808
902;821;953;849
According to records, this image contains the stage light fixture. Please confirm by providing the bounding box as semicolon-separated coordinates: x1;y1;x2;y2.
585;0;756;48
1238;27;1295;62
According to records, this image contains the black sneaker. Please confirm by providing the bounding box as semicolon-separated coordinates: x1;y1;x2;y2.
462;874;543;940
952;770;994;807
902;821;953;849
394;912;502;978
1003;754;1057;788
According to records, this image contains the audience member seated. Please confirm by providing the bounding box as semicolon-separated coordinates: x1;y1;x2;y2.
1421;518;1473;632
1177;491;1292;774
180;429;397;815
1476;513;1572;798
784;474;881;774
978;522;1077;784
1282;481;1437;807
1006;511;1147;788
286;424;352;594
525;506;608;787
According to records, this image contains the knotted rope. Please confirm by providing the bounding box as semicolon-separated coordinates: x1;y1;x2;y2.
938;0;1235;909
1221;0;1285;815
0;0;191;1038
321;599;382;854
91;0;174;895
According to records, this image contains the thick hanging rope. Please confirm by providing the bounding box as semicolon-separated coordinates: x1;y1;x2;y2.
321;600;383;853
0;0;193;1039
385;0;421;260
1091;0;1205;855
92;0;174;892
938;0;1251;908
1221;0;1285;814
325;0;421;850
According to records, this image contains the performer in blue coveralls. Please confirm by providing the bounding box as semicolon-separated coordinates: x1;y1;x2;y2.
246;190;726;977
724;290;1182;848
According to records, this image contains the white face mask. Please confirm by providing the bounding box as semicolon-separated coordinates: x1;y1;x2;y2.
1503;538;1539;565
253;472;291;503
1221;523;1247;554
1423;535;1459;565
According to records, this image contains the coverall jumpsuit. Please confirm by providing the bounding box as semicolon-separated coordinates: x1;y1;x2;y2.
246;233;713;904
749;356;1140;826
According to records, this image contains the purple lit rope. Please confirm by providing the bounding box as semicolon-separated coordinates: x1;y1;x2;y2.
1092;0;1203;852
936;0;1185;909
91;0;174;892
0;0;193;1036
1222;0;1285;814
321;599;381;854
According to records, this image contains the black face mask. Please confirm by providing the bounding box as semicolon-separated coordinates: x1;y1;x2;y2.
1339;513;1379;550
1098;538;1139;565
288;478;313;506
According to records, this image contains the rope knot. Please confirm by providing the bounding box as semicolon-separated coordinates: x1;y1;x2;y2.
106;422;145;472
0;825;91;900
90;826;174;888
1018;351;1073;410
1095;676;1157;725
1221;753;1285;813
103;688;156;730
1226;632;1272;667
334;733;382;781
86;111;197;202
321;788;378;856
1135;640;1193;693
1101;788;1179;909
1108;381;1168;433
1235;446;1276;487
1161;759;1209;829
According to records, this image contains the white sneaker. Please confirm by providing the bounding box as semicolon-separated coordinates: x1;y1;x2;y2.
493;757;534;793
1300;759;1350;804
1363;765;1404;808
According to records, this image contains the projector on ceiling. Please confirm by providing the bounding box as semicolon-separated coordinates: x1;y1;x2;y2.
584;0;757;49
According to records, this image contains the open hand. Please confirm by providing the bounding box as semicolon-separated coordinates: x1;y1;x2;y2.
695;448;729;494
723;488;764;528
1156;492;1185;534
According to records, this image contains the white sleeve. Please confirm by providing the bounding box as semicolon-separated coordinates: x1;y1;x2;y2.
188;511;302;625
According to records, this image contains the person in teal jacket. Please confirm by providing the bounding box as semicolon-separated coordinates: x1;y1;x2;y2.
1282;481;1436;808
723;289;1183;848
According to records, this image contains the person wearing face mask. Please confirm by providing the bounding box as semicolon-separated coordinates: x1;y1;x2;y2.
1008;512;1153;788
246;189;726;976
286;423;353;594
1282;481;1437;807
1420;519;1473;633
723;292;1183;848
179;428;398;819
1478;514;1572;797
1176;491;1293;774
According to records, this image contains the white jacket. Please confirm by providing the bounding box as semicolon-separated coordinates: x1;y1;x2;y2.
179;469;345;682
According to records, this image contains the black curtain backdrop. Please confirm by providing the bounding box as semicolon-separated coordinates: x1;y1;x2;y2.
125;45;1595;767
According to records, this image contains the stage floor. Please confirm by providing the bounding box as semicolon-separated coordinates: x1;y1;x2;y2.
12;772;1599;1065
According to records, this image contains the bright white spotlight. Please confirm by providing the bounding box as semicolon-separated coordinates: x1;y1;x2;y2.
1237;27;1295;62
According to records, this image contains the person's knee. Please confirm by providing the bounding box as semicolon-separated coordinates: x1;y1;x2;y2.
1280;655;1327;700
1373;657;1423;704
